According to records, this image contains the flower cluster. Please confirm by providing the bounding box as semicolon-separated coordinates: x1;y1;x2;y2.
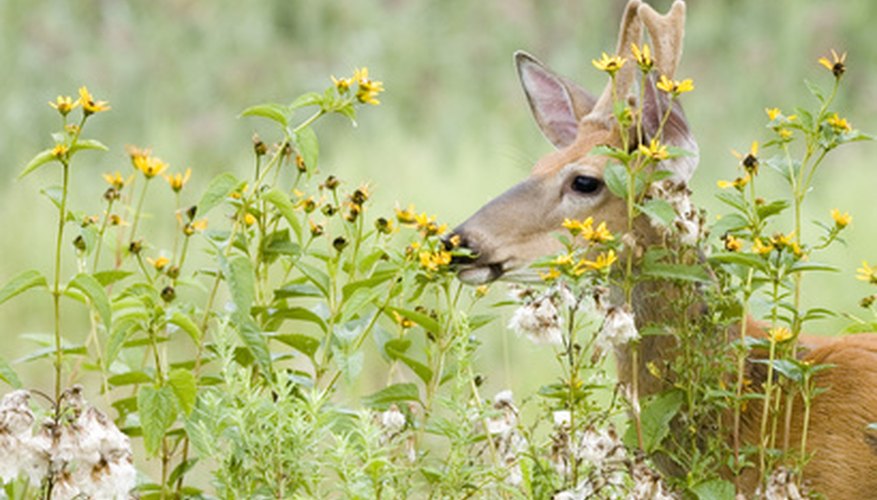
332;67;385;105
646;179;703;246
0;388;136;498
482;390;527;486
126;145;169;179
48;86;110;117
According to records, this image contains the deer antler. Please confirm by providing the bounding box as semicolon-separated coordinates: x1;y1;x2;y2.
638;0;686;79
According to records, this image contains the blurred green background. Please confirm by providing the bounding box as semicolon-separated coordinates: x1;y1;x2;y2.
2;0;876;474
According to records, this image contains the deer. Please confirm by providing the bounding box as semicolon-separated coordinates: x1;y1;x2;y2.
447;0;877;497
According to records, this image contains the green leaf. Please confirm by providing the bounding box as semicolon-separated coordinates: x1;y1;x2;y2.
710;213;748;236
385;340;433;384
92;270;133;287
625;389;684;452
270;306;327;332
0;355;22;388
239;102;289;127
234;314;273;377
708;252;769;273
342;271;396;301
19;148;58;179
387;307;440;334
788;262;839;274
169;312;202;345
138;384;178;455
603;162;629;198
295;125;319;171
803;78;825;103
225;255;255;315
198;172;241;215
262;188;303;243
0;269;47;306
272;333;320;358
642;262;711;284
260;229;300;262
295;261;330;298
339;287;383;323
290;92;323;110
167;368;198;416
639;199;677;227
70;138;109;154
67;273;112;331
690;479;735;500
362;382;421;410
108;371;154;387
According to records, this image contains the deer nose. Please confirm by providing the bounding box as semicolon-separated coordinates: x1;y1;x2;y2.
443;231;478;265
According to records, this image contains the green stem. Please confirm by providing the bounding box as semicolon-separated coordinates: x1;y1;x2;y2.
52;161;71;403
129;178;152;244
92;198;115;272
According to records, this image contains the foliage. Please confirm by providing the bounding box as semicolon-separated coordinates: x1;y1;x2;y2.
0;44;874;500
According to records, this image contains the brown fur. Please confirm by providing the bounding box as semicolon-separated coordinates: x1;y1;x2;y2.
451;1;877;497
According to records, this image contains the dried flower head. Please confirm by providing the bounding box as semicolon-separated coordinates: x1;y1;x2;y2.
508;292;564;346
818;49;846;79
595;305;639;355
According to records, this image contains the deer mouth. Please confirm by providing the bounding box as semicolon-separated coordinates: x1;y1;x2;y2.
456;262;507;285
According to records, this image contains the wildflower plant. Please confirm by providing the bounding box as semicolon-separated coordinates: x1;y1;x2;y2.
0;43;872;500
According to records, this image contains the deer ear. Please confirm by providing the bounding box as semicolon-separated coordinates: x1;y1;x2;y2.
516;51;597;149
640;73;699;183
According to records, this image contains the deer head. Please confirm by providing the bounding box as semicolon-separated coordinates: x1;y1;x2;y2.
451;0;698;284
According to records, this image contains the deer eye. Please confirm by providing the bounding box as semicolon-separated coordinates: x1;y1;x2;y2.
571;175;603;195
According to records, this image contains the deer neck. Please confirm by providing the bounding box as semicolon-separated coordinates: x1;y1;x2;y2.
611;219;697;398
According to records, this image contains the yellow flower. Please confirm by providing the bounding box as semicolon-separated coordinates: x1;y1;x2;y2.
582;221;614;244
77;86;110;115
138;156;169;179
818;49;846;78
832;208;852;228
418;250;452;272
49;95;78;116
765;107;781;121
243;212;257;226
592;52;626;76
413;212;446;236
353;67;384;105
164;168;192;193
147;256;170;271
109;214;127;226
553;254;574;267
857;261;877;284
752;238;773;256
395;204;417;225
392;311;413;329
51;143;69;158
540;268;561;282
731;141;759;175
770;232;794;248
562;217;593;235
716;174;751;190
723;234;743;252
638;138;669;161
768;326;793;343
102;171;129;190
573;250;617;275
630;42;653;72
656;75;694;96
183;218;208;236
826;113;852;133
332;75;353;94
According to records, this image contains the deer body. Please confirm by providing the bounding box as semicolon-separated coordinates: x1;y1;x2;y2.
450;1;877;497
